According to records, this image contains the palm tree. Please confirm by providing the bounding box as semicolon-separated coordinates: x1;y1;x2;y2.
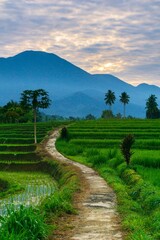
20;89;51;144
104;90;116;111
146;94;159;119
119;92;130;118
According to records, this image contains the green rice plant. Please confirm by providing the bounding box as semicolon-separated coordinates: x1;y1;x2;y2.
141;193;160;212
135;139;160;150
87;153;108;166
132;150;160;168
122;213;145;232
121;168;143;186
128;230;154;240
106;148;119;159
116;162;128;176
85;148;100;157
0;205;49;240
0;171;56;215
108;157;123;168
56;119;160;239
42;173;78;216
56;140;83;156
0;152;41;162
42;188;75;215
0;144;36;152
135;166;160;187
148;210;160;238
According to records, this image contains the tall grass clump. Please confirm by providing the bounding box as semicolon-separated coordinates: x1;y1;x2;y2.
41;160;79;217
0;205;49;240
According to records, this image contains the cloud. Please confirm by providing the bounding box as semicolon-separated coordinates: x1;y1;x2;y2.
0;0;159;86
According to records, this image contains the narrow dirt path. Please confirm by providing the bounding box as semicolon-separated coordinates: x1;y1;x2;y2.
45;130;124;240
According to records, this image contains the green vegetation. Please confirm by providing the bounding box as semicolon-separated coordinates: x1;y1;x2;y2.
0;121;78;239
56;119;160;240
104;89;116;111
120;134;135;165
0;205;48;240
146;94;160;119
119;92;130;118
20;89;51;143
0;160;78;239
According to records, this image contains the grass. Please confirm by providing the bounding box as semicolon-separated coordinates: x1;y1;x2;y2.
56;119;160;240
0;120;79;239
0;205;49;240
0;159;79;239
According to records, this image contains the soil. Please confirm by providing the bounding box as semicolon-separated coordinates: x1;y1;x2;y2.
45;130;124;240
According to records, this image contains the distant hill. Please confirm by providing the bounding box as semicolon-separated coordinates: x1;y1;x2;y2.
0;50;159;118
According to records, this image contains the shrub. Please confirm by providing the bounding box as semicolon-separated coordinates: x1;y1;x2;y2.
60;127;69;140
120;134;135;165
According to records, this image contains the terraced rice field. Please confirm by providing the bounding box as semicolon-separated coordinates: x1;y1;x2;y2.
0;121;65;215
0;122;60;163
0;171;55;216
57;119;160;240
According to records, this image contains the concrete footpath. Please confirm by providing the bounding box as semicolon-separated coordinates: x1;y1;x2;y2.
45;130;123;240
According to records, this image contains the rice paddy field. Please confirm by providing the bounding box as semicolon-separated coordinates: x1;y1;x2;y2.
0;122;65;219
57;119;160;240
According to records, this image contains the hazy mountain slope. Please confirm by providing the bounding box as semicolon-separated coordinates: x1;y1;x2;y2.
0;50;93;102
53;92;104;117
0;50;159;117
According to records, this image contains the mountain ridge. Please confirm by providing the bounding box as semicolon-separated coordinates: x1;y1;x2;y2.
0;50;159;117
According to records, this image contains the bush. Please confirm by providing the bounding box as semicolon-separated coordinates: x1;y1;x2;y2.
60;127;69;140
120;134;135;165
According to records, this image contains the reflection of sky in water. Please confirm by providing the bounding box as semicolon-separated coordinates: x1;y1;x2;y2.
0;183;55;216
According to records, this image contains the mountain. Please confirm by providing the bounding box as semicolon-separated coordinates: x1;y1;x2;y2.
0;50;159;118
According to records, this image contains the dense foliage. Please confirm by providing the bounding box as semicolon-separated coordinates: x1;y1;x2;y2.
20;89;51;143
146;94;160;119
104;90;116;111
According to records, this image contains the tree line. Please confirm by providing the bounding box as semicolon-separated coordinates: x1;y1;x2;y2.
0;89;51;124
0;89;51;143
103;90;160;119
0;88;160;125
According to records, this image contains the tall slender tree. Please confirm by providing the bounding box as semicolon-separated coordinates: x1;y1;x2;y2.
104;90;116;111
20;89;51;143
146;94;160;119
119;92;130;118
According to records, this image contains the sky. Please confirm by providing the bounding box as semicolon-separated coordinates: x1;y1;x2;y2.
0;0;160;86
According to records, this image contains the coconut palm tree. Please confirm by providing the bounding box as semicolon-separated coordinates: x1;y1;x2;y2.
119;92;130;118
104;90;116;111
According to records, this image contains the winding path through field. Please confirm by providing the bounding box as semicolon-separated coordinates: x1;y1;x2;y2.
45;130;124;240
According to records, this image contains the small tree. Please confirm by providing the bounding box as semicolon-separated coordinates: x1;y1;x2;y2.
61;127;68;140
101;110;114;119
85;114;96;120
120;134;135;165
20;89;51;144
